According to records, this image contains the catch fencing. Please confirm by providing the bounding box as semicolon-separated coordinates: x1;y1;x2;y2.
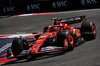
0;0;100;15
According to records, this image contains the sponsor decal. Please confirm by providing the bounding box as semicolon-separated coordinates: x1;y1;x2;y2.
27;4;40;11
41;46;54;51
61;17;81;22
41;47;47;51
81;0;97;6
81;32;94;34
55;33;57;36
36;39;42;42
39;34;49;38
86;0;97;4
3;6;15;13
39;35;47;38
81;0;86;6
73;29;76;35
52;1;67;8
41;46;63;51
21;50;30;54
52;2;56;8
76;30;80;37
61;19;69;22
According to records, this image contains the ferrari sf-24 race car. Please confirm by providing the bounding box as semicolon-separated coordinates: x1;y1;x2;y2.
7;16;96;59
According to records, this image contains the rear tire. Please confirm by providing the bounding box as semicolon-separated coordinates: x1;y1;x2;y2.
81;22;96;41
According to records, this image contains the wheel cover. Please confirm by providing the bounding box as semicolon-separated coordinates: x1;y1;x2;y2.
64;38;68;47
92;25;96;35
68;35;74;46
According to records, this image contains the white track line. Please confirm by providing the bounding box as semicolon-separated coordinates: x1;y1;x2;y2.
0;33;32;38
54;8;100;15
16;8;100;17
1;8;100;18
19;8;100;16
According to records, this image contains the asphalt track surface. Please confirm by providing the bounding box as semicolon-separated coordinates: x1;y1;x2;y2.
0;8;100;66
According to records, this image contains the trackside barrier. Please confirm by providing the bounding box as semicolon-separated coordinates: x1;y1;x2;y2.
0;0;100;16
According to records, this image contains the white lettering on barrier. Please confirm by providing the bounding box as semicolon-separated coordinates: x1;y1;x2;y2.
31;4;40;9
86;0;97;4
81;0;86;6
81;0;97;6
52;1;67;8
57;1;67;7
3;6;15;13
27;4;40;11
52;2;56;8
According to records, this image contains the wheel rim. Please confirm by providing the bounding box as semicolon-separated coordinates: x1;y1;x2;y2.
68;35;74;46
92;25;96;35
64;38;68;47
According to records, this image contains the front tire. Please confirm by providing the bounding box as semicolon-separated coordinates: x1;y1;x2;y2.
12;38;29;56
12;38;23;56
57;31;75;51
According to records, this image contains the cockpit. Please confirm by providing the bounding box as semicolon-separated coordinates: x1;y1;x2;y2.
43;25;62;33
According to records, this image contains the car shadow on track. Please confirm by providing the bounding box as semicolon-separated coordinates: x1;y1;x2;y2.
2;50;71;66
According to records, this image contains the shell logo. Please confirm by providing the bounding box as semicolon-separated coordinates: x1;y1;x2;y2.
76;30;80;37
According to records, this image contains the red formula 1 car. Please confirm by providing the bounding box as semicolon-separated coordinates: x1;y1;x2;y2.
7;16;96;59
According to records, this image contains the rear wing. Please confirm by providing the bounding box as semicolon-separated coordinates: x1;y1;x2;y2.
52;16;86;25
